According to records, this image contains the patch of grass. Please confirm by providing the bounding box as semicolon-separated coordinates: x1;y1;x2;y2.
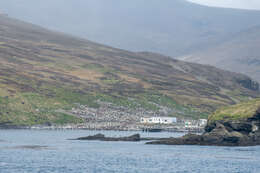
0;96;4;104
208;98;260;123
96;93;139;108
95;92;159;111
0;89;86;126
100;77;121;85
53;88;100;109
135;92;208;119
52;112;84;124
225;89;253;103
81;63;116;74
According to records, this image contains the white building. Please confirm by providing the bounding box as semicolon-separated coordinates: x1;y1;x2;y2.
140;117;177;124
184;121;193;128
199;119;208;126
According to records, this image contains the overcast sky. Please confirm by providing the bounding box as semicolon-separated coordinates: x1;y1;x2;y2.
187;0;260;10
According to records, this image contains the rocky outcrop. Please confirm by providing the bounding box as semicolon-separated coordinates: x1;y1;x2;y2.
72;133;142;142
147;107;260;146
71;133;167;142
235;77;259;91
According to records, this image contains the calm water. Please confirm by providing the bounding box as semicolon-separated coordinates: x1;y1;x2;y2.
0;130;260;173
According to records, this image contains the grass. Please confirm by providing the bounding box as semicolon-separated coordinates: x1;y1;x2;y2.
0;88;87;126
81;63;116;74
52;88;100;109
208;98;260;123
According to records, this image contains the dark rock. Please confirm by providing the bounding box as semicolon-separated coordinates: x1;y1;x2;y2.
75;133;105;140
223;135;240;143
147;134;203;145
72;133;141;142
226;121;252;133
257;107;260;115
12;145;49;150
235;78;259;91
44;122;52;126
147;112;260;146
204;122;216;133
249;106;260;121
103;134;140;141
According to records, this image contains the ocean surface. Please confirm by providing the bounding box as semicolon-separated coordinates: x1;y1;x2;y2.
0;130;260;173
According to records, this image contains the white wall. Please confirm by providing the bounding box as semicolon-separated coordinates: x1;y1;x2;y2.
141;117;177;124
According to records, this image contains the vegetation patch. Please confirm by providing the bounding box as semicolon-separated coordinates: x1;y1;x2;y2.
208;98;260;123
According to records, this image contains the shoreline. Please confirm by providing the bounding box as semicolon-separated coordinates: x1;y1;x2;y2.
0;124;204;133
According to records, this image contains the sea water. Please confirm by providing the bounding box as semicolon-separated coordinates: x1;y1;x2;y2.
0;130;260;173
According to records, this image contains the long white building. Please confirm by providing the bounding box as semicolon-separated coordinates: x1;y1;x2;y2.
140;117;177;124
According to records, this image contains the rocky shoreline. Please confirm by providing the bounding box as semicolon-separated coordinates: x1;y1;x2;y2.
71;134;140;141
70;133;168;142
147;108;260;146
70;108;260;146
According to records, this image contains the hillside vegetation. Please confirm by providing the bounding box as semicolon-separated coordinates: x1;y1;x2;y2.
0;15;259;126
208;98;260;123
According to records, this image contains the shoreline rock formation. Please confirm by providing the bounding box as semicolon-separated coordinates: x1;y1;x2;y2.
70;105;260;146
146;107;260;146
70;133;166;142
71;134;142;142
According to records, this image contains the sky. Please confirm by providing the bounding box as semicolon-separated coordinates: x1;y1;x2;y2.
187;0;260;10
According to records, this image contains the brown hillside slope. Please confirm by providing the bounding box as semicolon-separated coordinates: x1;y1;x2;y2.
0;15;259;125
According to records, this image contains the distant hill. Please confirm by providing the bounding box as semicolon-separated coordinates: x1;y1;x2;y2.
180;26;260;82
1;0;260;57
0;15;259;126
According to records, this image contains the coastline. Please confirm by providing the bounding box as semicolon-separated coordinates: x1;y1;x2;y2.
0;124;204;133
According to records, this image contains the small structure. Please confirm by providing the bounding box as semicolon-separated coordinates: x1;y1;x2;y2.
140;117;177;124
199;119;208;127
184;121;193;128
140;117;150;124
184;120;200;128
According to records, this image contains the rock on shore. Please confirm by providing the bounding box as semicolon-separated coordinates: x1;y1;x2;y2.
72;133;142;142
147;108;260;146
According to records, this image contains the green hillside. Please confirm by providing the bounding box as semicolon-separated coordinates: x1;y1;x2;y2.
208;98;260;123
0;15;259;126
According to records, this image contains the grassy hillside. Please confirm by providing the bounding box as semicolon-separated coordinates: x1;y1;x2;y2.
208;98;260;123
0;15;259;126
